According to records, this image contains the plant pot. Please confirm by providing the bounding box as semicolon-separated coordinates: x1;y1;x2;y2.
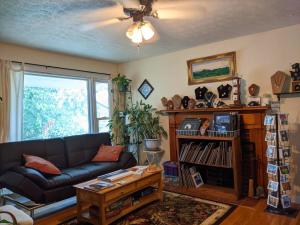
118;84;128;92
144;139;160;150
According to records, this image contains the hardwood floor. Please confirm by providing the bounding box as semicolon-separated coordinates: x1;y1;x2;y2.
35;197;300;225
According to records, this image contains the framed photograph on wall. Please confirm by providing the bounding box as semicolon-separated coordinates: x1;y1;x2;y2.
138;79;154;99
187;51;236;85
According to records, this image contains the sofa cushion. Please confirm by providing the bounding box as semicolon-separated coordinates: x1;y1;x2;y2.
64;133;111;167
0;138;67;174
24;154;61;175
92;145;124;162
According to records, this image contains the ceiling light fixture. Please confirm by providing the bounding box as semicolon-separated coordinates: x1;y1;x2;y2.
126;20;156;45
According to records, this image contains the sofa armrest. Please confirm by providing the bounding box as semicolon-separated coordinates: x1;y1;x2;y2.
12;166;49;187
119;152;137;168
0;171;44;203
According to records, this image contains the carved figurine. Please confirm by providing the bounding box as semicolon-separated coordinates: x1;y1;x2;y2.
161;97;168;109
172;95;182;109
182;96;190;109
167;100;174;110
248;84;260;96
271;71;289;94
188;98;196;109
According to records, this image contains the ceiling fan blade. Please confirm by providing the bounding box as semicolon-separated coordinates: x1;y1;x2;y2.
113;0;141;9
153;8;203;20
153;0;204;10
79;4;124;22
117;16;132;21
80;18;120;31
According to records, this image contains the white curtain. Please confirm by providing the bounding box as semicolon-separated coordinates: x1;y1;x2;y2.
9;63;24;142
0;60;11;143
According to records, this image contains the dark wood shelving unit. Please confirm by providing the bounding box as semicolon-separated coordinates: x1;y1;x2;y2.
176;135;242;200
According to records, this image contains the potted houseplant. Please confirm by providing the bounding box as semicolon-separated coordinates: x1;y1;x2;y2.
142;113;167;150
112;74;131;92
127;101;167;151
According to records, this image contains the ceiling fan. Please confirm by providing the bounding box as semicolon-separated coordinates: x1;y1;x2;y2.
115;0;158;22
80;0;205;45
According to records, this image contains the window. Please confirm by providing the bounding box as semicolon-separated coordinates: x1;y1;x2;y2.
95;81;110;133
22;72;110;140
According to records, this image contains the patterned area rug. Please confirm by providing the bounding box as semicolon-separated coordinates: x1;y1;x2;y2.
60;192;235;225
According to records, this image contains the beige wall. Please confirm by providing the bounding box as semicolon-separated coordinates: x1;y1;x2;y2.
0;42;118;75
119;24;300;202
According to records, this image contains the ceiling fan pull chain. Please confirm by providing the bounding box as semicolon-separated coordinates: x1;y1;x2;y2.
137;44;141;55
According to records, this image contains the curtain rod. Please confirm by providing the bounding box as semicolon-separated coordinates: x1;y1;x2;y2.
11;61;111;76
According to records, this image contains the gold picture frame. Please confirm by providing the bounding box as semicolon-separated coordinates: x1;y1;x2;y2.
187;51;236;85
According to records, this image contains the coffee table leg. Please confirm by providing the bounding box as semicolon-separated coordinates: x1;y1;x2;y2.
76;191;83;222
98;203;106;225
158;178;164;202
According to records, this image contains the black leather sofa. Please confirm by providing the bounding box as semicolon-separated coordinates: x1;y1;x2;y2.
0;133;136;204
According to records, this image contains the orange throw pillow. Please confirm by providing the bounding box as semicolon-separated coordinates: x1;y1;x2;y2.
92;145;124;162
23;154;61;175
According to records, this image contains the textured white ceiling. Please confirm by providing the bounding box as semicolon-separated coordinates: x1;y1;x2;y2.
0;0;300;63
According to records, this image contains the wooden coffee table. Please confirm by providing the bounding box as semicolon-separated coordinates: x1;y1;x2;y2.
74;169;163;225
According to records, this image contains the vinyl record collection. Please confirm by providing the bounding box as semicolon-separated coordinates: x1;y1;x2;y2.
179;142;232;168
179;165;204;188
264;113;294;214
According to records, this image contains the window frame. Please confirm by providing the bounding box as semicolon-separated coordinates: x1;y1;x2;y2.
91;78;112;133
22;70;111;140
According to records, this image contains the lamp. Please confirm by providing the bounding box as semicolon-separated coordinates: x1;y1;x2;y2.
126;20;156;44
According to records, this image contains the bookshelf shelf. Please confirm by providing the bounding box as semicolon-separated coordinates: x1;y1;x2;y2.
176;135;235;141
180;160;233;169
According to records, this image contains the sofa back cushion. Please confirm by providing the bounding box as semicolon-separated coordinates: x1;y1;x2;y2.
0;138;67;174
64;133;111;167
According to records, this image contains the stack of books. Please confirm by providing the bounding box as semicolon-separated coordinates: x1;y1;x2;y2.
84;181;115;192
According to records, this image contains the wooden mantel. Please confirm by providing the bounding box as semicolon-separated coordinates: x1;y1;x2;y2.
160;106;270;192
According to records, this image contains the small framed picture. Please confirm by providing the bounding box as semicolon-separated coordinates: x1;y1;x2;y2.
281;182;291;191
268;180;279;191
282;148;291;158
265;131;276;142
281;195;291;209
279;113;288;125
138;79;154;100
191;172;204;188
280;175;288;183
266;145;276;158
270;191;279;198
264;115;275;126
279;165;290;175
279;130;289;142
267;195;279;208
267;163;278;175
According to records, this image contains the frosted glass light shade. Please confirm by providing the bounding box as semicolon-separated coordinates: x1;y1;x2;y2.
131;28;143;44
126;23;138;39
141;21;155;40
126;21;156;44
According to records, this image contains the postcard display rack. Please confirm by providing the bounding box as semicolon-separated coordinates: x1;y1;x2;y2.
264;113;296;215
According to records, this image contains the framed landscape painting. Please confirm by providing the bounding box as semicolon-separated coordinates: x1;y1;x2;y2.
187;52;236;85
